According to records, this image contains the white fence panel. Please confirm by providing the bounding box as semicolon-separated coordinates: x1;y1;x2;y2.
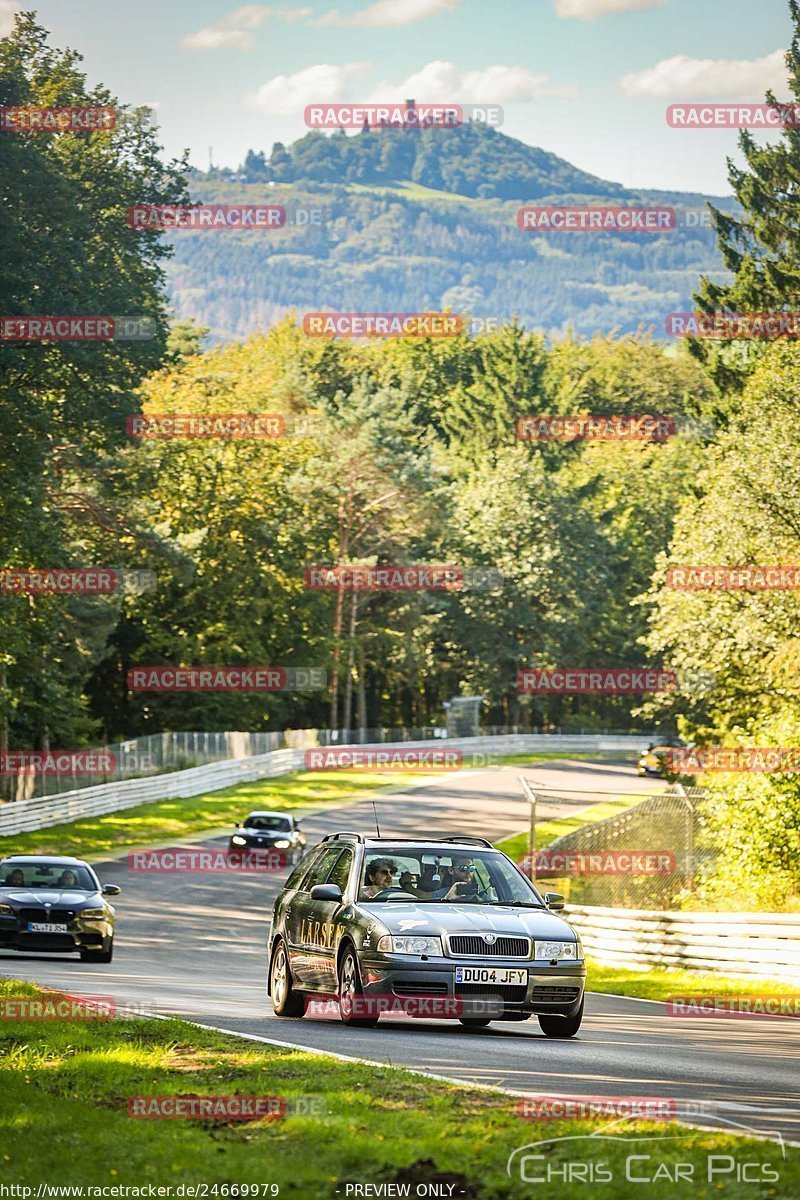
566;904;800;980
0;733;651;837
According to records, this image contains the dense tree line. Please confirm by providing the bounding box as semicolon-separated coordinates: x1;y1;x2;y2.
165;175;736;344
3;7;800;907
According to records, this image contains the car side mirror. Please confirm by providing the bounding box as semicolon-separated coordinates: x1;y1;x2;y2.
310;884;342;903
544;891;564;911
102;884;121;897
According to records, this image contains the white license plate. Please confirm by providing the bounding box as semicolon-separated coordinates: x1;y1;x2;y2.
455;966;527;985
28;922;68;933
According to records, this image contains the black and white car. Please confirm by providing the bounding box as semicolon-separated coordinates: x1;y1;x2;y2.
266;833;586;1035
229;811;306;864
0;855;119;963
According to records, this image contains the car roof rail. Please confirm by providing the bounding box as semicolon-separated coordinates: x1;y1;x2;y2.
321;832;365;844
437;835;494;848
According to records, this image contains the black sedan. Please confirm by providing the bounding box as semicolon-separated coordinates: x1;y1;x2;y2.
0;855;119;962
266;833;586;1036
229;811;306;864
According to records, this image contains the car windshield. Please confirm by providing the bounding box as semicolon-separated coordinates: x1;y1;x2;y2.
357;847;545;906
244;816;291;831
0;862;97;891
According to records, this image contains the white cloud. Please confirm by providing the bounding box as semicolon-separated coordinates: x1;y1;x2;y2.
316;0;460;28
183;5;312;50
619;49;789;99
246;58;564;117
368;61;552;103
0;1;22;36
555;0;665;16
246;62;372;115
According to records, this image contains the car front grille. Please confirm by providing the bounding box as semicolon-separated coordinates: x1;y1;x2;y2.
448;934;530;958
454;983;528;1002
18;908;75;926
531;986;581;1002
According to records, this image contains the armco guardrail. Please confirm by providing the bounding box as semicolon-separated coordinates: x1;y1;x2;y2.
0;732;652;837
567;904;800;980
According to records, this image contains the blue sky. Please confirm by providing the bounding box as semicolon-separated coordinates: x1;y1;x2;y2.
6;0;795;193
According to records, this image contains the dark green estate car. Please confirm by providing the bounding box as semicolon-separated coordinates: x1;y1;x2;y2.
266;833;586;1036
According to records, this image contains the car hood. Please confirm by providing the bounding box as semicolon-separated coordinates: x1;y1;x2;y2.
357;902;577;940
1;889;101;906
238;829;288;838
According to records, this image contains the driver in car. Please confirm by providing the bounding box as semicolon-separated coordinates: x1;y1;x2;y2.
430;854;479;900
361;858;398;897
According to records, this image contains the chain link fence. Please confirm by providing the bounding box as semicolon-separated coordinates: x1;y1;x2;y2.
523;784;710;909
2;724;651;802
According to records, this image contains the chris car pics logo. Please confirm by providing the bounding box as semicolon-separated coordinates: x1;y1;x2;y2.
506;1114;784;1185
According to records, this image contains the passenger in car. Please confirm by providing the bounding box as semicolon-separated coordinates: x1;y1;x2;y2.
361;858;398;897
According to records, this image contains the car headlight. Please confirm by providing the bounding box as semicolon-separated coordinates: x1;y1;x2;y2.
273;839;290;849
377;935;443;956
231;835;247;846
0;904;14;916
534;940;579;961
79;908;107;919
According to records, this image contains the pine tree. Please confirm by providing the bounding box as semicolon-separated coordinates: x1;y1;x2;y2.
691;0;800;390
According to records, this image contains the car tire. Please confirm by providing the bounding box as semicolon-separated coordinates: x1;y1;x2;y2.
338;947;379;1028
270;939;305;1017
80;938;113;964
538;998;584;1038
458;1017;492;1028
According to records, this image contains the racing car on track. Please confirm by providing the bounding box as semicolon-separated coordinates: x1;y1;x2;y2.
266;833;586;1035
229;810;306;863
0;855;120;962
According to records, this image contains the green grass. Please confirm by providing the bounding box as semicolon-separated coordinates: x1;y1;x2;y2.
0;979;795;1197
493;793;649;863
0;751;580;861
0;768;437;860
586;959;800;1002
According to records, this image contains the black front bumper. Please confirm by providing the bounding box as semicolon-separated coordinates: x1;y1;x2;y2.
0;915;112;953
359;956;586;1018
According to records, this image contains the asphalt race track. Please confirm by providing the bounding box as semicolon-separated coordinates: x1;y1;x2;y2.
3;758;799;1146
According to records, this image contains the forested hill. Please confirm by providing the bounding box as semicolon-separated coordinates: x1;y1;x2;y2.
241;123;632;202
165;123;738;344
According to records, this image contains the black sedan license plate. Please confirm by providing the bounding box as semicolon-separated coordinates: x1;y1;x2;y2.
28;922;68;933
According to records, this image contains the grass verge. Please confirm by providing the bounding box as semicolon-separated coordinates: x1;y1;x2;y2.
0;978;795;1197
0;752;582;861
493;792;647;863
586;959;800;1002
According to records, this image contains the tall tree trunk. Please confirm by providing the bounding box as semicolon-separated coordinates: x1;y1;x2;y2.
0;669;7;801
342;591;358;736
329;579;344;731
356;646;367;741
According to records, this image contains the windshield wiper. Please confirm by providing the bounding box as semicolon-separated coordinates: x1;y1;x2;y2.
480;900;546;908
